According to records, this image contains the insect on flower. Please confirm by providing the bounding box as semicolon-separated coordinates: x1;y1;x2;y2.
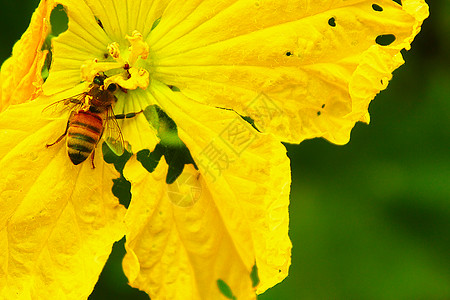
43;74;140;166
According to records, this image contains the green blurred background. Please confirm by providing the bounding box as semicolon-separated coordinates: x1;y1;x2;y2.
1;0;448;299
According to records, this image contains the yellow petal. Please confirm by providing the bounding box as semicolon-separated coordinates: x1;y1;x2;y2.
113;89;160;153
124;81;291;297
0;100;126;298
0;0;54;111
150;0;428;145
85;0;172;42
123;158;257;300
43;0;112;96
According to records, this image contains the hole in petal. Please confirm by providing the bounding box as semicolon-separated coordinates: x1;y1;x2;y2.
102;142;133;207
321;104;326;108
41;4;69;81
50;4;68;36
240;115;260;132
139;105;197;184
168;85;181;92
103;142;132;171
112;176;132;207
285;51;293;56
217;279;237;300
376;34;396;46
136;145;164;173
317;111;322;116
372;4;384;11
250;264;260;288
95;16;104;29
392;0;402;5
41;49;52;82
328;17;336;27
151;17;161;31
381;76;390;87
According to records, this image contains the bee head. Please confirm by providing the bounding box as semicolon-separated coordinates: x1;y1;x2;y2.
93;74;106;86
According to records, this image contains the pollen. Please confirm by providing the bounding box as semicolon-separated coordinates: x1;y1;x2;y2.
80;31;150;91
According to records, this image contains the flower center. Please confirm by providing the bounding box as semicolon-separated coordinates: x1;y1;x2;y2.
80;30;150;90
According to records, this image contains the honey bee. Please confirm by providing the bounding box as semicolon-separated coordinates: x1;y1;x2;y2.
43;74;135;166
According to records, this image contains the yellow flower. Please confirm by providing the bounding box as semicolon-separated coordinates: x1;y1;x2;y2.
0;0;427;299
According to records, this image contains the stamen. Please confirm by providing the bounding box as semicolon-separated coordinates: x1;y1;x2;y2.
107;42;121;59
80;59;123;83
126;30;149;65
104;68;149;90
80;31;150;90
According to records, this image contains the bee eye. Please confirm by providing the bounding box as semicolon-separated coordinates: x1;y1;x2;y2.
93;75;104;86
107;83;118;92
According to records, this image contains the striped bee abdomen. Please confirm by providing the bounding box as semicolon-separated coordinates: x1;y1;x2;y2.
67;111;103;165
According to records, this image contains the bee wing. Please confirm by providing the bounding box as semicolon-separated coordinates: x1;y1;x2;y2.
41;94;85;118
103;107;125;156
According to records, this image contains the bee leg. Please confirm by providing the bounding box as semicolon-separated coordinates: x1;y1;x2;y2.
114;110;143;120
90;150;96;169
46;119;70;148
